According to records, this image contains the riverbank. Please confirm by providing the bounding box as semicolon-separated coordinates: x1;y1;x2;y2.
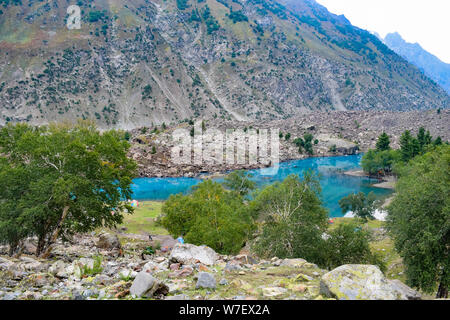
129;111;450;178
343;170;397;190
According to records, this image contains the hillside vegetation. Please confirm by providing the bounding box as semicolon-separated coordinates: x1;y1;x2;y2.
0;0;448;128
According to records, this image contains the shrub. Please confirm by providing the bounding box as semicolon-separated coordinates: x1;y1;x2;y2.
160;180;253;254
81;256;103;277
322;223;386;271
250;173;328;260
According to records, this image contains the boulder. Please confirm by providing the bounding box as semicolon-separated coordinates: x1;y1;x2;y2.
48;260;67;278
280;258;307;268
96;233;121;250
130;271;169;298
262;287;287;297
142;260;168;274
118;269;138;280
234;254;258;265
320;265;421;300
0;257;14;271
224;261;242;272
168;266;193;278
195;272;216;290
170;243;218;266
388;279;422;300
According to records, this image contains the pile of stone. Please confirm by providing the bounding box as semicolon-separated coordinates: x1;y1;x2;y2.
0;233;421;301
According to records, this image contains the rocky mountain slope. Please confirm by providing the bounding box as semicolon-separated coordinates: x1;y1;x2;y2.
129;110;450;177
383;32;450;94
0;232;422;300
0;0;448;129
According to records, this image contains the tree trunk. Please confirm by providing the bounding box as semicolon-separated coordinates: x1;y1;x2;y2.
36;236;46;257
8;241;18;257
40;205;70;259
436;268;448;299
437;280;448;299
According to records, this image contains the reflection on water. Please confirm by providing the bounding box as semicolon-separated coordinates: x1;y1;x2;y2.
131;154;393;217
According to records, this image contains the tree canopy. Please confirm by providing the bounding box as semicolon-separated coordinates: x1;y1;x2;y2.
387;145;449;298
339;192;379;221
0;121;137;256
249;173;328;260
376;132;391;151
160;180;253;254
222;170;256;197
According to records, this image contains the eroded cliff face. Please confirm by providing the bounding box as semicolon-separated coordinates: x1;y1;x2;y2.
0;0;449;129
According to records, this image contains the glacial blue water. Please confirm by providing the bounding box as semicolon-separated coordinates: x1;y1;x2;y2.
131;154;393;217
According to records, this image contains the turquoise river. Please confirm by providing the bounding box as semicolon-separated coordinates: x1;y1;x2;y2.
130;154;393;217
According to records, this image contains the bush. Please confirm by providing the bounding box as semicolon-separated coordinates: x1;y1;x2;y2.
160;180;253;254
81;256;103;276
250;173;328;260
88;11;106;23
228;10;248;23
249;173;384;271
322;223;386;271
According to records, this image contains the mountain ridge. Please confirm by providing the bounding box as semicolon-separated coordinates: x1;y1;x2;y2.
383;32;450;94
0;0;448;129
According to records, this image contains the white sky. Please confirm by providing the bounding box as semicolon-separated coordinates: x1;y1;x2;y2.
315;0;450;63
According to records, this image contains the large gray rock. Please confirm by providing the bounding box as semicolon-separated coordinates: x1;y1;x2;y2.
320;265;421;300
96;233;121;250
129;271;169;298
195;272;216;290
48;260;67;278
388;279;422;300
170;243;218;266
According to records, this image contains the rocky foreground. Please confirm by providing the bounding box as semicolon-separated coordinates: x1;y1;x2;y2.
129;110;450;177
0;232;422;300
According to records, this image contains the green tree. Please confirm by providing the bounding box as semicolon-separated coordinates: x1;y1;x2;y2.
250;173;328;260
303;133;314;155
434;136;443;146
339;192;379;222
399;130;420;162
0;122;137;257
285;133;291;141
160;180;253;254
361;149;400;176
416;127;432;153
387;145;449;298
322;222;385;271
376;132;391;151
223;170;256;197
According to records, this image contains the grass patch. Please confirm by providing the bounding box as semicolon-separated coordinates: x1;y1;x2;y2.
120;201;168;235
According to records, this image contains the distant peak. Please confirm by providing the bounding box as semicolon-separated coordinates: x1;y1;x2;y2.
385;32;404;41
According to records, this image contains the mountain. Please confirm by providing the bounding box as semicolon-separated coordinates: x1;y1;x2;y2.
383;32;450;94
0;0;448;128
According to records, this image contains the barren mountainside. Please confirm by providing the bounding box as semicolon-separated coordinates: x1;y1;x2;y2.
0;0;448;129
